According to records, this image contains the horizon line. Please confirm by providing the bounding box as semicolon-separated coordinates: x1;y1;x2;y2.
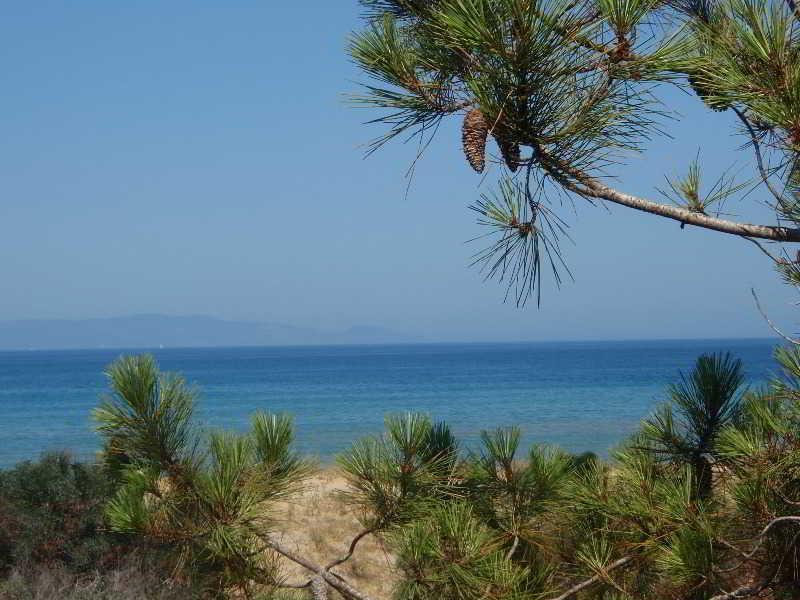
0;335;780;354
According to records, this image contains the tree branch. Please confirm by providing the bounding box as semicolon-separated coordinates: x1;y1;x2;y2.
735;516;800;560
577;174;800;241
311;575;329;600
709;581;771;600
732;107;786;207
263;536;379;600
547;556;632;600
752;289;800;346
708;516;800;599
505;535;520;562
786;0;800;21
534;148;800;242
325;528;376;571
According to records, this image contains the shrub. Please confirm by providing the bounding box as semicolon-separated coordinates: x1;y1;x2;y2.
0;452;125;574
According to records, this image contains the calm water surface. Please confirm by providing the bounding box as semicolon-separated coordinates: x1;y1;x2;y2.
0;339;782;467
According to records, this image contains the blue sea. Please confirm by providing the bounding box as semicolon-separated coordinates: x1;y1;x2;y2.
0;339;784;468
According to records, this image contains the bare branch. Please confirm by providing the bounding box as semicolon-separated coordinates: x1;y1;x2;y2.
311;576;329;600
325;528;377;571
709;581;772;600
263;536;379;600
505;535;520;562
751;289;800;346
278;580;312;589
736;516;800;560
547;556;632;600
732;107;786;207
709;516;800;599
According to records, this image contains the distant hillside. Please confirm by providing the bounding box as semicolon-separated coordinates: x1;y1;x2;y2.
0;315;418;350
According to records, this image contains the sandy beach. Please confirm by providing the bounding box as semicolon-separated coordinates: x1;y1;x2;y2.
272;469;396;597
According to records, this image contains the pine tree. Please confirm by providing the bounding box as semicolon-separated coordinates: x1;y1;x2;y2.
350;0;800;306
91;350;800;598
641;352;746;500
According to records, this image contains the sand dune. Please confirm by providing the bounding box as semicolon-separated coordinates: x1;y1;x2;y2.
272;469;397;598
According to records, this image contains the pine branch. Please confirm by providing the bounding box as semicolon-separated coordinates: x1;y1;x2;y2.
325;528;377;571
263;536;379;600
731;107;787;207
785;0;800;21
751;288;800;346
311;576;329;600
534;147;800;242
708;516;800;599
548;556;632;600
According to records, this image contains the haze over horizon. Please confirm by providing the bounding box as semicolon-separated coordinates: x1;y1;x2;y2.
0;314;781;351
1;2;797;344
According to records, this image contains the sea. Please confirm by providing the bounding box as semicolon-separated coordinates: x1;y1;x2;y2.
0;339;785;468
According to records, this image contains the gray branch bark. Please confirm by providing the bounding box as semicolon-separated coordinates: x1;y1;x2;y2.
535;148;800;242
263;536;378;600
574;172;800;242
311;576;328;600
548;556;632;600
708;516;800;599
325;528;376;571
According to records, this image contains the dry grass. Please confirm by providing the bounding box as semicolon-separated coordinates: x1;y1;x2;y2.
0;559;195;600
271;467;398;598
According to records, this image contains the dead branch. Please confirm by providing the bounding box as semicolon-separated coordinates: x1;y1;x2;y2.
263;536;378;600
751;289;800;346
547;556;632;600
311;575;328;600
325;528;377;571
709;516;800;599
732;107;787;207
506;535;520;562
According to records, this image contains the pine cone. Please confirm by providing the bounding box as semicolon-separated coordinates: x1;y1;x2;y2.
493;128;521;173
462;109;489;173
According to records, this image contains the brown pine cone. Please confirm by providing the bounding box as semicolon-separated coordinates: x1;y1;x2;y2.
462;108;489;173
493;128;521;173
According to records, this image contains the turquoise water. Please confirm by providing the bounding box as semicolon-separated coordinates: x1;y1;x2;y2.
0;339;781;468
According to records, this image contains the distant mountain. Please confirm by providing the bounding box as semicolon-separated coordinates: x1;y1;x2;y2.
0;315;419;351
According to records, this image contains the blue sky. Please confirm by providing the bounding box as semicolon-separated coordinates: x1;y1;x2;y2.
0;1;796;342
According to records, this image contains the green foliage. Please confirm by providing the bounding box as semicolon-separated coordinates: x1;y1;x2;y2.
466;429;573;541
469;177;572;306
331;347;800;598
713;346;800;595
693;1;800;130
337;413;458;529
94;355;198;479
348;0;703;303
391;502;530;600
658;155;749;215
94;355;312;597
641;351;746;499
0;452;132;575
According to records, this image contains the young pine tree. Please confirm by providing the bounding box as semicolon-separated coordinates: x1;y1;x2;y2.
642;352;746;500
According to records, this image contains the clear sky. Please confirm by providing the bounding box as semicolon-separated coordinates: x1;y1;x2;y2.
0;1;796;342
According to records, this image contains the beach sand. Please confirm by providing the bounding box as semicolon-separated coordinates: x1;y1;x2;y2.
272;468;397;597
